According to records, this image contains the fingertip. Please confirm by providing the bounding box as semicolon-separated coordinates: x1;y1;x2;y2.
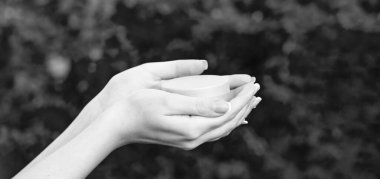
213;101;231;117
228;83;255;113
227;74;252;89
212;100;230;114
241;74;252;83
236;82;255;100
201;60;208;70
254;83;260;90
186;59;207;70
256;97;262;104
251;83;260;95
248;82;257;93
236;74;252;83
249;96;257;107
251;97;262;109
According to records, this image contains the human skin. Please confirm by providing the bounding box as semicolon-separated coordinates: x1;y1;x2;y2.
14;60;261;178
23;60;257;168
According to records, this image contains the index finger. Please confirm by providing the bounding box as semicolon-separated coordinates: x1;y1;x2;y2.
140;60;207;80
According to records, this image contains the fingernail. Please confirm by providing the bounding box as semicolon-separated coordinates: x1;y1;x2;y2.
202;60;208;70
252;97;262;109
242;120;248;124
213;100;230;113
254;83;260;90
251;77;256;83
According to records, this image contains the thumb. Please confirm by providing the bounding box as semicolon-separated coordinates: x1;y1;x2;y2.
165;93;231;117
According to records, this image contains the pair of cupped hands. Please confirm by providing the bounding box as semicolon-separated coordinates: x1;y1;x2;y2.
87;59;262;150
15;60;262;178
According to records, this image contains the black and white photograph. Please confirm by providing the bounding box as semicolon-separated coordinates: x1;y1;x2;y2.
0;0;379;178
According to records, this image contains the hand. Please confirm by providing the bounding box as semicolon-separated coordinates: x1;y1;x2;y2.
95;60;253;113
75;60;253;140
99;81;261;150
14;82;261;179
24;60;254;169
15;60;261;178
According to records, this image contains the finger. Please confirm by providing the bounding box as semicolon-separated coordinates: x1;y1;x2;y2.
217;83;259;124
172;101;251;145
237;97;257;125
224;75;255;89
188;82;259;134
141;60;207;80
229;82;260;99
238;96;261;124
233;102;252;128
250;97;262;109
240;97;262;125
213;96;261;140
221;96;262;130
198;102;252;143
164;93;231;117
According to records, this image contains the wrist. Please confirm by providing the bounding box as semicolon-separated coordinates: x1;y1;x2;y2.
96;106;136;148
76;94;104;123
90;116;121;151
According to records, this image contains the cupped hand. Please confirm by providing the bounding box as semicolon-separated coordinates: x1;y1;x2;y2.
52;60;253;155
99;81;261;150
19;60;259;173
95;60;253;112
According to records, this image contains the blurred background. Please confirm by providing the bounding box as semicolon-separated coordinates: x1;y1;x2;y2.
1;0;380;178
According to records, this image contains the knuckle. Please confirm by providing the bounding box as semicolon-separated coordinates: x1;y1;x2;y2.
185;130;201;140
183;125;202;140
194;100;208;116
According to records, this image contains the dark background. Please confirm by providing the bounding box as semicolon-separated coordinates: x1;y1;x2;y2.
1;0;380;178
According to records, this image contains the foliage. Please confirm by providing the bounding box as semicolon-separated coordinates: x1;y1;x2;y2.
1;0;379;178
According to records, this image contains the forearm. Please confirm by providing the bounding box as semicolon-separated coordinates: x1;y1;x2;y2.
20;96;103;172
14;116;117;179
